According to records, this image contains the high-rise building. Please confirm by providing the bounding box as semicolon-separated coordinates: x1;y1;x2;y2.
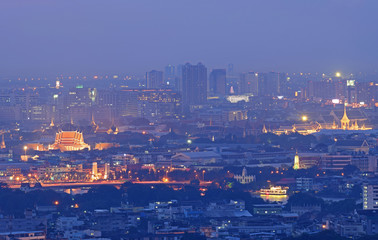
182;63;207;106
334;80;346;101
117;90;139;117
165;65;176;87
209;69;226;96
227;63;234;76
138;89;182;120
174;64;184;92
346;79;357;103
357;82;377;106
258;72;281;96
308;80;335;100
240;72;258;96
146;70;164;89
363;184;378;210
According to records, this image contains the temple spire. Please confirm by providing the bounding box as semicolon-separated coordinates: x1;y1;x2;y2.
91;113;96;126
293;150;300;170
340;104;350;130
50;118;55;127
262;124;268;134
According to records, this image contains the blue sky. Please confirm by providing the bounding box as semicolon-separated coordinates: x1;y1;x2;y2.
1;0;377;76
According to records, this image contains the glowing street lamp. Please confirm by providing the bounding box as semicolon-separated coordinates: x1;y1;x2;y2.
301;115;308;122
23;146;28;156
335;72;341;78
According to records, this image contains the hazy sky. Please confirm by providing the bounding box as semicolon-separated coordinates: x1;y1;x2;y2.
1;0;378;76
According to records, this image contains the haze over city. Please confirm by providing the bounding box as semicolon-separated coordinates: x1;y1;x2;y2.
1;0;378;77
0;1;378;240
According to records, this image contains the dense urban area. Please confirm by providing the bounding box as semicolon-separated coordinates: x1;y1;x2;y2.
0;66;377;240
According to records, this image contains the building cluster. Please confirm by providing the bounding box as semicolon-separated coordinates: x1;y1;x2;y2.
0;66;377;239
2;177;378;240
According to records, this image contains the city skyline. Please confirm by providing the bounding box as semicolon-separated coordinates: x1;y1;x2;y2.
1;1;378;239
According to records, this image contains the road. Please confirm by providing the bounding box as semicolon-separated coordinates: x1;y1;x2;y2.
7;180;213;189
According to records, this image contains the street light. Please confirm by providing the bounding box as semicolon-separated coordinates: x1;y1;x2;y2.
301;115;308;121
23;146;28;156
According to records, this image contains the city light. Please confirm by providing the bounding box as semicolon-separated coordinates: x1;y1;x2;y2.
0;3;377;238
23;146;28;157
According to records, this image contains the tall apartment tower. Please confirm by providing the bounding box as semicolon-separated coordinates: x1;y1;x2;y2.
240;72;258;96
209;69;226;96
363;184;378;210
258;72;281;96
182;63;207;106
146;70;164;89
164;65;175;87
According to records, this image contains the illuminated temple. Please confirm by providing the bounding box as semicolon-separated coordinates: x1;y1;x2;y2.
273;105;371;135
49;131;90;151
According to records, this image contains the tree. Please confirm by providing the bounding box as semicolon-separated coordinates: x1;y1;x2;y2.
283;230;347;240
287;193;324;208
181;233;206;240
342;165;360;176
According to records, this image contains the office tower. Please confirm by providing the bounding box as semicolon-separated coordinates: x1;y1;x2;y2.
175;64;184;92
138;89;182;120
357;82;377;106
279;74;293;97
165;65;176;87
258;72;284;96
65;87;95;108
64;87;95;123
363;184;378;210
334;80;346;101
240;72;258;96
116;90;140;117
209;69;226;95
307;80;335;100
228;63;234;76
346;79;357;103
146;70;164;89
182;63;207;106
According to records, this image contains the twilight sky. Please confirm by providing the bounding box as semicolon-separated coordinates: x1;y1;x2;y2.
0;0;378;76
